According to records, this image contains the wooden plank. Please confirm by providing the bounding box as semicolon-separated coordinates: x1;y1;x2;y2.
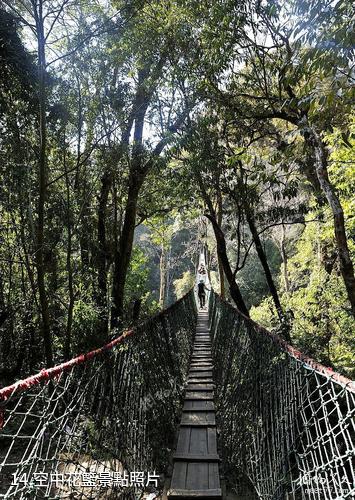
188;371;213;377
208;462;221;489
176;426;191;453
173;453;220;462
183;400;215;411
170;463;221;491
168;488;222;498
190;427;216;455
181;411;215;426
207;427;218;455
185;392;214;400
189;427;208;454
177;428;215;450
193;427;217;455
169;310;221;500
186;383;215;391
188;378;213;383
175;426;218;455
170;462;187;489
190;368;213;373
185;462;209;490
190;368;213;372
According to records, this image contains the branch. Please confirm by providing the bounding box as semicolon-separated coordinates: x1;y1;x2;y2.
44;0;72;42
2;0;37;32
46;11;124;67
147;109;189;160
46;123;122;187
257;218;324;236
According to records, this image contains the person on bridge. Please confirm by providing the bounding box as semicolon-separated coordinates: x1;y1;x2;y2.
198;264;206;275
197;280;209;309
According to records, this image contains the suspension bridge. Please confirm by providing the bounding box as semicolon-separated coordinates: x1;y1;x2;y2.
0;252;354;499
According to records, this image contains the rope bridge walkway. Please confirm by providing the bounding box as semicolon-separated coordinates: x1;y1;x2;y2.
0;293;197;499
168;310;221;499
0;284;354;498
209;291;354;500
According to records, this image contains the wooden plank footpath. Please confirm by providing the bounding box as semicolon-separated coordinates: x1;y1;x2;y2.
168;310;222;499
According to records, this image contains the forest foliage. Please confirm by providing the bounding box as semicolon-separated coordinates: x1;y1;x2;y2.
0;0;354;380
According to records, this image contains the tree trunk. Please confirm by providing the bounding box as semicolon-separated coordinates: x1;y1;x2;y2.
108;60;183;326
206;214;249;316
205;245;213;284
111;71;150;327
159;244;167;309
247;213;283;315
280;223;290;292
195;171;248;315
216;191;225;298
132;298;142;324
307;127;355;315
165;246;172;305
217;254;225;298
0;275;8;328
64;142;74;360
77;105;95;270
247;212;291;342
96;169;112;335
111;172;144;326
80;196;90;268
34;4;53;367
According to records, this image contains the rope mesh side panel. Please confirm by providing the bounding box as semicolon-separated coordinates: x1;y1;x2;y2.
209;291;355;500
0;290;197;499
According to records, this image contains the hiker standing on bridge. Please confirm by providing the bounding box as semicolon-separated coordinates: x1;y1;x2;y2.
197;280;209;309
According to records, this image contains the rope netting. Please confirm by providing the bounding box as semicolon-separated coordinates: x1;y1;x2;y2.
0;290;196;499
209;290;355;500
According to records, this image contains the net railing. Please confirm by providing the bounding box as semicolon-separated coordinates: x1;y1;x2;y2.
0;290;197;499
209;290;355;500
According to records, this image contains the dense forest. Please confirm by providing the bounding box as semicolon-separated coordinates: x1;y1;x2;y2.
0;0;354;382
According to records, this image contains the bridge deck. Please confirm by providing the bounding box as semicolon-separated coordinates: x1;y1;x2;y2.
168;310;222;499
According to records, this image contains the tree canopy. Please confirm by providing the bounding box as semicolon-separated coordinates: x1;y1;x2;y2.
0;0;354;378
